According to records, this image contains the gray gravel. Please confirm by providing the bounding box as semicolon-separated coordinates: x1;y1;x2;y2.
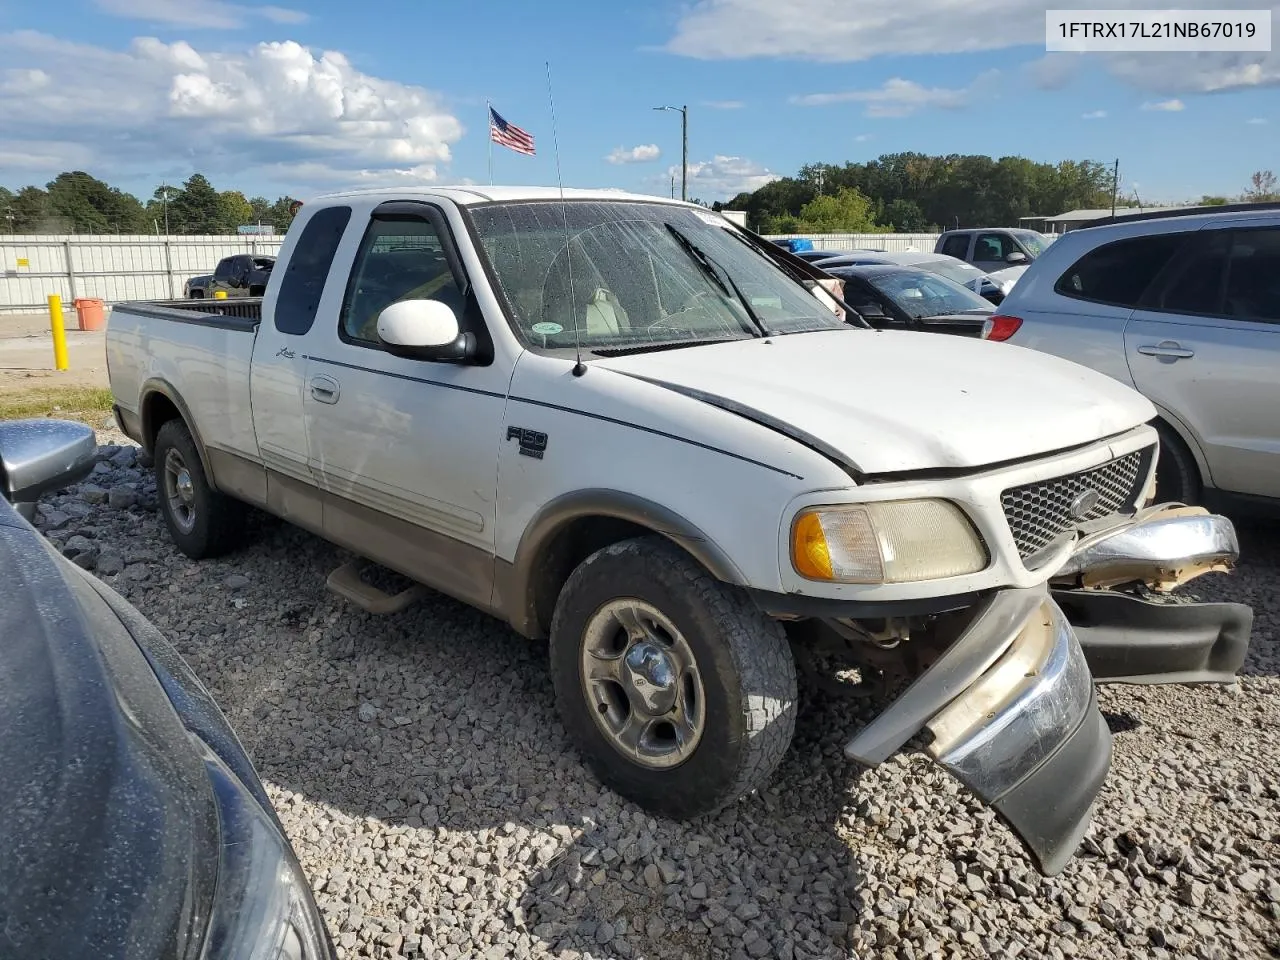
30;432;1280;959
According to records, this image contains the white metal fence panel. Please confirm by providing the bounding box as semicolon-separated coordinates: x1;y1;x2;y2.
764;233;942;252
0;235;285;313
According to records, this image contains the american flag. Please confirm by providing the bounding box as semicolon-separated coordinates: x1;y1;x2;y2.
489;106;536;157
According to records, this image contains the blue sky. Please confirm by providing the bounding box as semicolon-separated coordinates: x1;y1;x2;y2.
0;0;1277;206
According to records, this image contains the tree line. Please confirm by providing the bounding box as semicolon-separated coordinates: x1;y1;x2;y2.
0;171;301;235
720;153;1280;234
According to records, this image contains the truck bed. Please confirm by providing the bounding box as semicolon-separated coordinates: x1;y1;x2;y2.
107;298;264;463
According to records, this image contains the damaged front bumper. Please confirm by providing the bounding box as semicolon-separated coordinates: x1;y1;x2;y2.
842;504;1250;875
845;588;1106;874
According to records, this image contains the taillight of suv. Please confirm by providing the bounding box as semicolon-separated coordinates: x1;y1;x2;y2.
982;315;1023;341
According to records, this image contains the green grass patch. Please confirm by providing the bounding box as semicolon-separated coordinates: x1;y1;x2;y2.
0;386;114;423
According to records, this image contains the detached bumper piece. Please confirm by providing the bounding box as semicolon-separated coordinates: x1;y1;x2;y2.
1055;503;1251;684
925;599;1108;875
844;589;1112;875
1054;588;1251;685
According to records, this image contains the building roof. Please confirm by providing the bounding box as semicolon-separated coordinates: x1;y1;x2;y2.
1041;206;1193;223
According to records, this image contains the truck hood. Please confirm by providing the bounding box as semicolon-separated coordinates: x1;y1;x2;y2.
595;330;1156;475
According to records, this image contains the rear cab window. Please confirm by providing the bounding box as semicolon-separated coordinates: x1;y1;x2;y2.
1053;233;1188;308
274;205;353;336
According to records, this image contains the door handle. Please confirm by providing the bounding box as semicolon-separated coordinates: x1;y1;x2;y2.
1137;341;1195;360
309;375;341;404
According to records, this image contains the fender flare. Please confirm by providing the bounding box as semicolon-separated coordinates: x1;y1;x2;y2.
1148;405;1213;488
503;489;748;637
138;378;217;490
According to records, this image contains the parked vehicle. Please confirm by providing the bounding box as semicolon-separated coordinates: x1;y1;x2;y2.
106;187;1249;875
986;204;1280;509
815;249;1019;305
0;419;333;960
792;249;850;263
822;263;992;335
186;255;276;299
935;228;1051;273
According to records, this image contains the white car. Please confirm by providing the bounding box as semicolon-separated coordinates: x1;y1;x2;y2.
988;204;1280;509
105;187;1248;875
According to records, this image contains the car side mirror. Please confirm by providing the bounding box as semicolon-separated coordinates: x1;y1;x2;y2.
1005;251;1029;264
377;299;476;363
0;419;97;516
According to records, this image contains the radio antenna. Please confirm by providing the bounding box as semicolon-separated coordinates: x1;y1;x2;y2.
546;60;586;377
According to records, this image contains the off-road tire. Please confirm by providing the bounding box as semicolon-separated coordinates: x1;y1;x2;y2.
154;419;244;559
1154;421;1201;506
549;536;797;819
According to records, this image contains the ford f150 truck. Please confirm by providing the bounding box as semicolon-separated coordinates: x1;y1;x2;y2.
106;187;1251;875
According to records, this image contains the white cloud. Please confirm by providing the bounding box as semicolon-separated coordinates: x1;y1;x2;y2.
0;32;462;188
701;99;744;109
1081;109;1107;119
666;155;779;199
1247;116;1268;124
667;1;1280;96
854;133;873;142
791;72;998;118
605;143;661;165
1142;98;1185;111
93;0;308;28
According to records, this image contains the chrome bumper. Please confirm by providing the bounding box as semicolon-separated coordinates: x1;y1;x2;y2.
844;589;1110;874
1056;504;1239;590
840;505;1250;874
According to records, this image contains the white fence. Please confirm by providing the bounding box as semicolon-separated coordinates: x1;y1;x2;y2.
764;232;942;253
0;235;285;314
1;230;943;315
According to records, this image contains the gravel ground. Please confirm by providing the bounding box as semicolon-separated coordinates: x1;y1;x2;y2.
30;430;1280;960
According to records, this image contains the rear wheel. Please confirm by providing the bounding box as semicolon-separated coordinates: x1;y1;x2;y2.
1153;422;1201;506
549;537;797;818
154;419;244;558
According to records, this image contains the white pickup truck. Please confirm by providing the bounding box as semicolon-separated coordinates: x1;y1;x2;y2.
107;187;1251;875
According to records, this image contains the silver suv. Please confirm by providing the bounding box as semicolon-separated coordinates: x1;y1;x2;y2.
988;204;1280;509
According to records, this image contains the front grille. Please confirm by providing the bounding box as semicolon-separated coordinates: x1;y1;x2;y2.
1001;448;1151;561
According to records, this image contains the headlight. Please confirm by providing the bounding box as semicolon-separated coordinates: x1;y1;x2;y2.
791;499;988;583
200;745;333;960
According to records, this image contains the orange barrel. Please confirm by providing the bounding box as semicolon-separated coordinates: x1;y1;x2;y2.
74;298;106;331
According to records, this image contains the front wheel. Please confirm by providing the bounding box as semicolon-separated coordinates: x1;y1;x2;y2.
1154;422;1201;506
549;537;797;818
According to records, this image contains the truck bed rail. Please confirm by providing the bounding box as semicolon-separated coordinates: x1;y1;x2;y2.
116;298;262;332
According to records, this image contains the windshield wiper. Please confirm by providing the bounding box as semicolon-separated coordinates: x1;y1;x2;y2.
721;227;873;330
664;223;771;337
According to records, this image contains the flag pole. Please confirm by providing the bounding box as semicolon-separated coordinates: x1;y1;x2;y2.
486;100;493;185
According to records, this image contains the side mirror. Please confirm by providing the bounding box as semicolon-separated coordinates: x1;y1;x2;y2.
1005;251;1029;264
0;419;97;515
377;299;475;363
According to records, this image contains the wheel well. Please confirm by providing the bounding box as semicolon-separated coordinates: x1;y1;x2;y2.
141;392;182;453
528;515;660;637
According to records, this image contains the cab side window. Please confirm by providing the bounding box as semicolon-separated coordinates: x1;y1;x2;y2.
275;206;352;336
975;233;1012;261
941;234;969;259
341;217;466;346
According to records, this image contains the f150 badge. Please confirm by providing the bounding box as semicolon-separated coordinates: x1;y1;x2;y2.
507;426;548;459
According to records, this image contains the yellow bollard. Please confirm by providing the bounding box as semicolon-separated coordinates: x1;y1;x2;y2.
47;294;69;372
212;290;228;300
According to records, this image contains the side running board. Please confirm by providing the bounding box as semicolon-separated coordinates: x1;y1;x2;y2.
326;561;425;615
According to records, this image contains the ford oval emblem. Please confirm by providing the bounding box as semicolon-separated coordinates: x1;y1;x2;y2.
1069;488;1101;520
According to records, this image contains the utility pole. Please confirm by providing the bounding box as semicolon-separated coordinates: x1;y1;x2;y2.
653;104;688;201
1111;159;1119;217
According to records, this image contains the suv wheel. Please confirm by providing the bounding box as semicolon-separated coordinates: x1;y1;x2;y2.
1154;422;1201;505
